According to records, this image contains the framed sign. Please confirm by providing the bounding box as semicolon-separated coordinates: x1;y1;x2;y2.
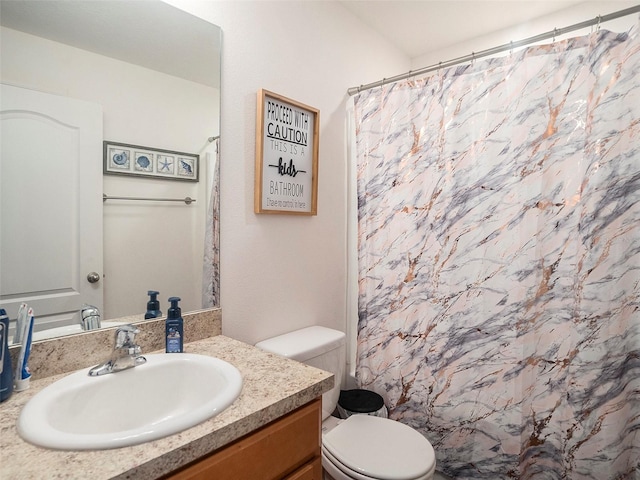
104;141;199;182
255;89;319;215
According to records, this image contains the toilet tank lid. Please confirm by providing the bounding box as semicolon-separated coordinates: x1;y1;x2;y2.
255;326;345;362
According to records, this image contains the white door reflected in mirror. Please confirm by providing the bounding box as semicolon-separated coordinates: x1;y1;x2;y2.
0;84;104;331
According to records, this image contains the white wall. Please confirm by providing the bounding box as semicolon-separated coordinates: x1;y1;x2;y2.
1;26;219;319
166;0;410;345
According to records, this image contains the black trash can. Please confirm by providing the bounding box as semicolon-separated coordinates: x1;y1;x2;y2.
337;389;388;419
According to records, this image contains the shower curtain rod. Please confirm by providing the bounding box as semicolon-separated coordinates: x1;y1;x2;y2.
347;5;640;96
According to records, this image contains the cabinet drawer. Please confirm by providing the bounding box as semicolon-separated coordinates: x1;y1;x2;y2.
166;399;321;480
283;457;322;480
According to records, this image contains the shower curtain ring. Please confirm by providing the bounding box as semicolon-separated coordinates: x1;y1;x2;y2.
553;27;557;43
596;14;601;32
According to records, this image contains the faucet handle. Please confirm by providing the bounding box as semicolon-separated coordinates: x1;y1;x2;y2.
114;324;140;349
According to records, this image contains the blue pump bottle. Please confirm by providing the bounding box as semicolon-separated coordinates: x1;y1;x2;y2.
145;291;162;319
165;297;183;353
0;309;14;402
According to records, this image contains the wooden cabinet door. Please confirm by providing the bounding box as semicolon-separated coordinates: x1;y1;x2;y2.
283;457;322;480
166;399;322;480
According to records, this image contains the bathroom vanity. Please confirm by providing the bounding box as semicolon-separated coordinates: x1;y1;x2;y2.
0;334;333;479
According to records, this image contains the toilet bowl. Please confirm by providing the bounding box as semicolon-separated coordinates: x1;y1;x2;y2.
256;326;436;480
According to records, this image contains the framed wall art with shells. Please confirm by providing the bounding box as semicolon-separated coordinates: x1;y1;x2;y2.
103;141;199;182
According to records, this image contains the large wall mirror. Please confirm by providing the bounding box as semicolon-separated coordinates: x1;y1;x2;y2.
0;1;221;340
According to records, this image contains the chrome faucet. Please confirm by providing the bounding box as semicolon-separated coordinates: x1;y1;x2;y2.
88;325;147;376
81;304;101;331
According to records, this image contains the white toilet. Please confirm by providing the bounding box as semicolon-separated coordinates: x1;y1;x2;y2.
256;326;436;480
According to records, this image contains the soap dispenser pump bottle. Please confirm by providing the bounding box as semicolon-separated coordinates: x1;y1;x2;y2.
145;291;162;319
165;297;183;353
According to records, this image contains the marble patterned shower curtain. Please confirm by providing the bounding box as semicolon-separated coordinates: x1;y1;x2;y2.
353;26;639;480
202;139;220;308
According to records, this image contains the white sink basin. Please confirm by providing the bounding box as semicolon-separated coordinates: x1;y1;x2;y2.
18;353;242;450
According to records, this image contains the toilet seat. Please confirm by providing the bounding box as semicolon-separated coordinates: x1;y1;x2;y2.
323;448;376;480
322;415;436;480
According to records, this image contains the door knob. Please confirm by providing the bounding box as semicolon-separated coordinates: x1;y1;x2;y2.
87;272;101;283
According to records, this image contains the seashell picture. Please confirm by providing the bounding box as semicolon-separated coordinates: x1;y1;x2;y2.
177;157;196;178
104;141;199;182
134;151;154;172
108;148;130;170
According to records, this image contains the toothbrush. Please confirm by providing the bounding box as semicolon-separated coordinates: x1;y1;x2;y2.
13;303;28;345
14;307;34;391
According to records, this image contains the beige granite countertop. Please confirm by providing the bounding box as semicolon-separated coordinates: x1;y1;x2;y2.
0;335;334;480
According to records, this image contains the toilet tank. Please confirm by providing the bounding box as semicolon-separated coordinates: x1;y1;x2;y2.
256;326;345;420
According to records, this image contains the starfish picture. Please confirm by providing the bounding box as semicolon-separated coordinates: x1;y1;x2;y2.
158;156;173;172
